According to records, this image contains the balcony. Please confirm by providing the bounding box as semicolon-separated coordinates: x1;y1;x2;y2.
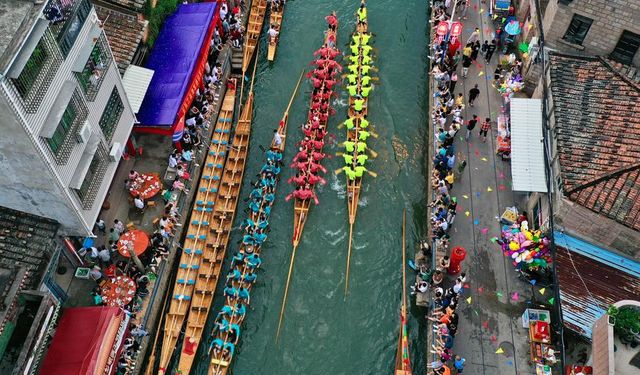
74;35;112;101
44;0;92;57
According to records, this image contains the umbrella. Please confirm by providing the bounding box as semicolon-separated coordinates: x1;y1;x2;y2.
504;20;521;36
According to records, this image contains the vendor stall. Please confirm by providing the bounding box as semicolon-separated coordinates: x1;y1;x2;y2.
496;112;511;160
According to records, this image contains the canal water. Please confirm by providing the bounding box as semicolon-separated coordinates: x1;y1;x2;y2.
193;1;430;374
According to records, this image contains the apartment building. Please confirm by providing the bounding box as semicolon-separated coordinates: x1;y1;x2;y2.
0;0;136;235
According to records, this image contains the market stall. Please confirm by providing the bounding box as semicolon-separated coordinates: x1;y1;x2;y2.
496;112;511;160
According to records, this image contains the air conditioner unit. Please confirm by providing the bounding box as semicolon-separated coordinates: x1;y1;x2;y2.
109;142;122;162
528;36;540;55
76;121;91;143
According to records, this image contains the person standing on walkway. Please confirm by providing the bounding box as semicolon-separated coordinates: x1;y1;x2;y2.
462;55;472;78
454;355;466;373
95;218;106;234
108;228;120;243
485;39;497;62
470;41;480;61
480;117;491;142
114;219;125;235
466;115;478;140
468;84;480;106
449;72;458;93
467;28;480;44
98;246;111;267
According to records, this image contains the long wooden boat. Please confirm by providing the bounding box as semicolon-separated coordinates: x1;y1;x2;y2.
175;61;260;375
242;0;268;73
207;72;304;375
158;80;237;375
266;1;285;61
276;13;340;341
394;210;412;375
344;1;374;296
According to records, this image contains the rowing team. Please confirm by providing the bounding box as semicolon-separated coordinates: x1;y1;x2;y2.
209;149;284;363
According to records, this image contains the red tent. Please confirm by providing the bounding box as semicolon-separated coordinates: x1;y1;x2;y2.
40;307;129;375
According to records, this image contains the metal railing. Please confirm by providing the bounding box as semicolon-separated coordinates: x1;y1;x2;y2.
74;34;113;102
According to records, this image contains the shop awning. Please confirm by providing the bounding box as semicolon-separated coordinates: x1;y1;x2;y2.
510;98;548;193
122;65;155;114
40;307;128;375
134;2;219;135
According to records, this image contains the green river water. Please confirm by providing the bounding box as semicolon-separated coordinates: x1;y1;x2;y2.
192;1;430;374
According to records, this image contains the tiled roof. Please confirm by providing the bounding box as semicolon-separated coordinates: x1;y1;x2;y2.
96;5;147;75
99;0;146;12
549;53;640;231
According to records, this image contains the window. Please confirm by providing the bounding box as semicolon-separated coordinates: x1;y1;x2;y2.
9;30;62;113
43;90;88;164
75;36;111;101
610;31;640;65
47;0;92;57
562;14;593;45
74;146;108;209
99;88;124;142
47;104;77;156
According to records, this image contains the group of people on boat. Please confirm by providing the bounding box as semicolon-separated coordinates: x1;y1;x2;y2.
209;147;283;365
341;26;374;181
286;16;341;205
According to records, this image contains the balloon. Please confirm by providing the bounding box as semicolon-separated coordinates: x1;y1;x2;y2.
524;231;533;240
515;255;522;263
511;251;518;259
509;242;520;251
522;240;532;247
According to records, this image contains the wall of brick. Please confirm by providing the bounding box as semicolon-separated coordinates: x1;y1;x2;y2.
543;0;640;67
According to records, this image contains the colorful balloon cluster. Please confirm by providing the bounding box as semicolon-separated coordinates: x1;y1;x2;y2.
498;222;551;270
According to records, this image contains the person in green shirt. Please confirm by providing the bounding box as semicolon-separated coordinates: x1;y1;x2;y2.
343;166;357;180
349;55;359;64
356;142;367;153
361;45;373;56
350;44;359;55
347;74;358;85
360;33;371;45
360;65;372;75
344;141;355;153
361;75;371;86
348;64;359;74
361;86;372;97
362;55;372;65
352;34;361;46
354;165;367;178
353;98;365;112
360;116;369;128
358;130;370;141
343;154;354;165
344;117;355;129
347;84;358;97
357;3;367;24
356;154;368;166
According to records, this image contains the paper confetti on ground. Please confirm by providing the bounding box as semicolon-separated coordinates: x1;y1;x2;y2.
482;321;489;329
466;297;472;304
499;172;505;179
478;71;484;76
539;287;546;295
481;157;488;161
473;219;479;225
481;228;489;235
495;347;504;354
463;195;469;199
511;292;519;301
490;335;497;341
498;184;506;190
490;237;498;243
477;287;484;293
496;291;503;297
487;186;493;192
465;211;471;217
480;8;485;13
476;192;481;198
548;297;555;305
506;360;514;366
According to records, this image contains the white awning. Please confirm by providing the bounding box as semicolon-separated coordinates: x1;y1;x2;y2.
510;98;548;193
121;65;154;113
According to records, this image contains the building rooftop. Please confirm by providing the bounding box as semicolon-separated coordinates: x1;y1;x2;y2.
549;53;640;232
0;0;46;73
555;232;640;338
95;4;147;74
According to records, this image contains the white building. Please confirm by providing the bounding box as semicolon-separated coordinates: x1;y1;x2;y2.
0;0;136;235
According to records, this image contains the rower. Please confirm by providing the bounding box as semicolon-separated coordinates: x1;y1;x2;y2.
228;324;241;344
347;84;358;97
350;42;360;55
344;117;355;129
360;64;372;75
215;317;230;332
343;166;357;180
223;285;239;298
356;142;367;153
361;75;372;86
353;96;365;113
348;64;359;74
210;338;224;355
361;45;373;57
222;342;235;360
346;74;358;85
358;130;371;141
242;270;257;283
226;268;242;282
357;154;368;166
362;54;372;65
360;116;370;128
354;165;368;178
245;253;262;268
238;287;250;304
357;2;367;25
230;252;244;267
360;32;372;45
361;85;372;97
344;140;355;153
343;154;354;165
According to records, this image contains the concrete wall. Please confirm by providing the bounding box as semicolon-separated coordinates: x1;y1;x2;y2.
0;6;135;235
592;313;614;375
542;0;640;67
0;92;85;232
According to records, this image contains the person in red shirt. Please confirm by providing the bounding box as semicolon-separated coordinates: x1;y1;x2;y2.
479;117;491;142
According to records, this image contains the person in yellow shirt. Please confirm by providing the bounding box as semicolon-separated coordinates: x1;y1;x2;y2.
361;85;372;97
357;2;367;25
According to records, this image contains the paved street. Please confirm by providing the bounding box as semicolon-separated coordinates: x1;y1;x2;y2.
440;2;535;373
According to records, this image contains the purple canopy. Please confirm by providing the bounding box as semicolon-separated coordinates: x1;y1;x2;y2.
135;2;218;132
